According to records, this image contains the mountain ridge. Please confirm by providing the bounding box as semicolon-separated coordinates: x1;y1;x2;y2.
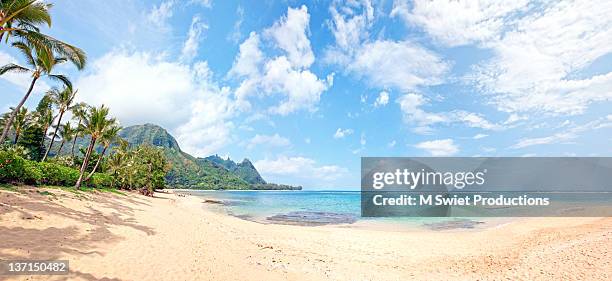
118;124;300;190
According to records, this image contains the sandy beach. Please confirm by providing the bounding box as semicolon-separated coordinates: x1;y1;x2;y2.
0;187;610;281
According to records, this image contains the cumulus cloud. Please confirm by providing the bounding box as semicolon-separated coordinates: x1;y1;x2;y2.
415;139;459;156
246;133;291;149
75;51;235;156
473;134;488;140
333;128;354;139
229;6;333;115
265;5;314;69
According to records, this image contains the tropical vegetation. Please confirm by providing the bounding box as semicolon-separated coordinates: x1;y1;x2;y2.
0;0;167;195
0;0;299;193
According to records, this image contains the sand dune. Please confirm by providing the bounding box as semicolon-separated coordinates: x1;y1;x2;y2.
0;187;610;280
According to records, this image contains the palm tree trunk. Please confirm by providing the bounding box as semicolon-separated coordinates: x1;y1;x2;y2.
84;146;107;182
0;76;38;144
13;131;19;144
75;137;96;189
42;109;65;161
57;139;65;155
71;119;81;157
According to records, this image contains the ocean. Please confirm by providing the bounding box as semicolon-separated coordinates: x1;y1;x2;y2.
183;190;481;229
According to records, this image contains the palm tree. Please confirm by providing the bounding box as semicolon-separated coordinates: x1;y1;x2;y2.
42;85;77;161
34;93;54;136
54;121;73;155
0;0;52;40
69;102;87;157
84;125;122;182
0;1;86;66
0;40;82;144
2;106;29;144
75;105;117;189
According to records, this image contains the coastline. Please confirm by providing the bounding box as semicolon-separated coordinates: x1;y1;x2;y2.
1;187;610;280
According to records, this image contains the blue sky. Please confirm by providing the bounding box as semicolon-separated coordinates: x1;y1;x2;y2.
1;0;611;189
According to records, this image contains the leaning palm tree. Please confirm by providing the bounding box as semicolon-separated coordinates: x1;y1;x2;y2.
0;40;81;144
75;105;117;189
69;102;88;157
84;125;122;182
54;121;73;155
42;85;77;161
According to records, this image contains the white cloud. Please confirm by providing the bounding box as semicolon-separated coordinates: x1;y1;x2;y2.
180;15;208;62
328;0;374;51
512;117;612;149
326;1;449;92
254;156;349;187
265;5;314;69
396;0;529;46
473;134;488;140
76;51;235;156
191;0;212;8
147;0;175;28
388;140;397;148
333;128;354;139
261;56;332;115
415;139;459;156
227;5;244;43
229;7;333;116
403;0;612;116
328;39;449;92
374;91;389;107
397;93;500;133
229;32;264;79
246;133;291;149
397;93;447;133
469;1;612;115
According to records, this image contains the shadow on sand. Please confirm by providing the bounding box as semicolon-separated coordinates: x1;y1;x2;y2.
0;187;155;280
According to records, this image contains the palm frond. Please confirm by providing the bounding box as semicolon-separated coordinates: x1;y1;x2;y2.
11;41;35;67
0;63;30;75
17;30;87;69
48;74;72;89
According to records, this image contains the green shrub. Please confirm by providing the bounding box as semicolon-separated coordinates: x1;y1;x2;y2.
39;162;80;186
89;173;113;188
0;149;26;182
22;160;43;184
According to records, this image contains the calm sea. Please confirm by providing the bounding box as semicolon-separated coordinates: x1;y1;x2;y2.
183;190;472;229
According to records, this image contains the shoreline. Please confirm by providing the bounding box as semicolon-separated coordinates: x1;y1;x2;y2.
1;186;610;280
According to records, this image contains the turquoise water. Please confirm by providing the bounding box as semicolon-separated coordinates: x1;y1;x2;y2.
185;190;460;227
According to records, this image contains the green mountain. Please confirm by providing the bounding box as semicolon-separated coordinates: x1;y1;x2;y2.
118;124;300;190
204;154;266;184
118;124;249;189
